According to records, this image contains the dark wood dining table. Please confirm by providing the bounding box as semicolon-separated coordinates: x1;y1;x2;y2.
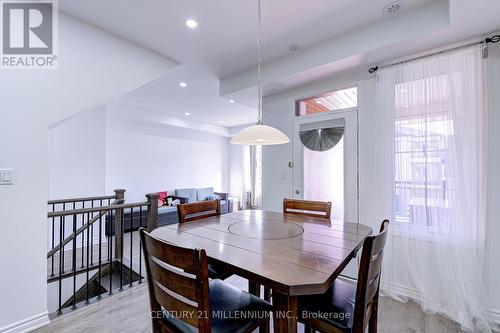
151;210;372;333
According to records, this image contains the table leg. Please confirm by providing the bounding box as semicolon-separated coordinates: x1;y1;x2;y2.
272;291;298;333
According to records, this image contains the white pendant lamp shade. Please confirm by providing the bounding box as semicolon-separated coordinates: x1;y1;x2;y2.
230;0;290;146
231;124;290;145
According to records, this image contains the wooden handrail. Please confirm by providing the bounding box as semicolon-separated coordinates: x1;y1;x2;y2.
47;200;153;258
47;201;148;218
46;189;161;314
48;194;117;205
47;200;119;258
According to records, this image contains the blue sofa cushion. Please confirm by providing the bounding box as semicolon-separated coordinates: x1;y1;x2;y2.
197;187;214;201
206;194;222;201
175;188;197;203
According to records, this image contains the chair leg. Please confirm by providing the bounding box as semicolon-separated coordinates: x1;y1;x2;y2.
369;293;379;333
263;286;271;302
303;323;314;333
259;317;270;333
369;313;378;333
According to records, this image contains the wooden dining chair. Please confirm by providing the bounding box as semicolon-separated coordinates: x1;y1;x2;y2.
283;198;332;220
298;220;390;333
177;200;232;280
177;200;221;224
140;228;272;333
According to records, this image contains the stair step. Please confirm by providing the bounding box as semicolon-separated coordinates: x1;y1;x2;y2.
47;260;112;283
54;261;143;315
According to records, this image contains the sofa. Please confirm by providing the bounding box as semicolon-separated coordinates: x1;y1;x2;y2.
105;187;232;236
174;187;231;213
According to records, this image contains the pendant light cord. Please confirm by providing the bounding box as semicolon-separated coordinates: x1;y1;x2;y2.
256;0;263;125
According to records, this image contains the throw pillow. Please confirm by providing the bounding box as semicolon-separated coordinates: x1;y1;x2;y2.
156;191;168;205
206;194;222;201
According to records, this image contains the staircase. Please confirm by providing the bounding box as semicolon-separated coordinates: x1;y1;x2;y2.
46;189;159;316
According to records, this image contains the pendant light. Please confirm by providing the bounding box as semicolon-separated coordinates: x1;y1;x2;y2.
230;0;290;145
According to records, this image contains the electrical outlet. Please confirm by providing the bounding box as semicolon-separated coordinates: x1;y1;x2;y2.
0;169;14;185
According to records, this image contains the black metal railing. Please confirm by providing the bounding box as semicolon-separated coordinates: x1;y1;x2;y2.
46;190;159;315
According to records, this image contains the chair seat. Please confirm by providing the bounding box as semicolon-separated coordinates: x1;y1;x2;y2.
163;279;272;333
298;279;356;333
208;263;233;280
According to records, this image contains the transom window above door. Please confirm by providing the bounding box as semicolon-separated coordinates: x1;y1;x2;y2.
296;86;357;116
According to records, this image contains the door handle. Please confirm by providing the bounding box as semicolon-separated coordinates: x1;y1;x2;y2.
295;189;300;195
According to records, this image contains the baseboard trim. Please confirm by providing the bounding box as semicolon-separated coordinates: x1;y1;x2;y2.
0;312;50;333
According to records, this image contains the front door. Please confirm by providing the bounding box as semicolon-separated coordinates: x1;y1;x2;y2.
292;109;358;224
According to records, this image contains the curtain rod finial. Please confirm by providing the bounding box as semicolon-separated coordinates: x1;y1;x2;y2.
485;35;500;44
369;66;379;74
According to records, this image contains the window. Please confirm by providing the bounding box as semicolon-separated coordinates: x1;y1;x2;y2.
296;87;357;116
394;74;454;229
243;145;262;209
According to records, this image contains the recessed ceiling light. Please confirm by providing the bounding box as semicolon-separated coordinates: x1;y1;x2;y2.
218;120;224;124
185;112;191;116
179;82;187;87
288;43;299;52
383;1;404;16
185;19;198;29
229;99;235;103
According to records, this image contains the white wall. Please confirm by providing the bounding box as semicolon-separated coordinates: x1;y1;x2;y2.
0;12;176;331
48;101;233;203
261;99;295;211
49;106;106;199
261;44;500;318
105;103;230;202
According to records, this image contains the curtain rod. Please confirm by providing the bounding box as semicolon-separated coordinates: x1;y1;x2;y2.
368;34;500;74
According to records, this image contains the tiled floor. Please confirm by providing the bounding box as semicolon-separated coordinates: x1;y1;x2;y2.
35;275;469;333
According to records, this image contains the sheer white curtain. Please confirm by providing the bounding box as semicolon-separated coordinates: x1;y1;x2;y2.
374;44;491;331
243;145;262;208
249;145;262;208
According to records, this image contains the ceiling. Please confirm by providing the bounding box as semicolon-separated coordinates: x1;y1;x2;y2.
115;64;257;127
222;0;500;99
59;0;433;77
60;0;500;128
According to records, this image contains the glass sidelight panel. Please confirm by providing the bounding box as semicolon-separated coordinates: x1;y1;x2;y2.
303;136;344;221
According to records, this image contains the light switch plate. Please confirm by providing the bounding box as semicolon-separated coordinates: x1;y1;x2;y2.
0;169;14;185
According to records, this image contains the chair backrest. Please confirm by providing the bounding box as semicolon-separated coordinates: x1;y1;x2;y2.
353;220;390;333
283;198;332;219
140;228;211;333
177;200;221;223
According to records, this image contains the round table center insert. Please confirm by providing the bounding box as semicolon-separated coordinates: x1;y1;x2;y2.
228;221;304;240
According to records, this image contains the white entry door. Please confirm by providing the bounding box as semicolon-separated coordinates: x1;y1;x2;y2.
292;109;358;224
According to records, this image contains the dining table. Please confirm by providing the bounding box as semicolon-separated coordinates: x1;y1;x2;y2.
151;209;372;333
